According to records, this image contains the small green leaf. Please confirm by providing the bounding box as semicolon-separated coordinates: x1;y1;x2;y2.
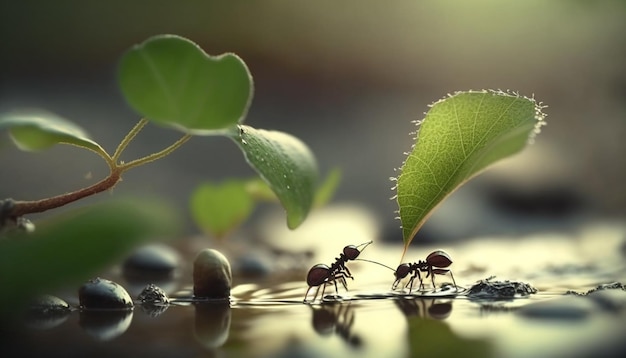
0;111;106;155
233;125;319;229
190;180;254;238
0;198;181;314
118;34;253;132
397;90;546;252
313;167;341;208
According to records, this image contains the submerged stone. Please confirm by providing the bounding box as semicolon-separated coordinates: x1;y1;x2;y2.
193;249;232;299
24;294;71;330
79;277;133;310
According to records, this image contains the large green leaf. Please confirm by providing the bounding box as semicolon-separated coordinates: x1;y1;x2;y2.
190;180;254;238
0;111;106;155
0;198;181;314
397;90;546;251
118;34;253;133
232;125;319;229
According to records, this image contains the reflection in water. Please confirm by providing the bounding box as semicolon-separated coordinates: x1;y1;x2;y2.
194;301;231;350
79;309;133;341
310;302;362;348
394;297;453;320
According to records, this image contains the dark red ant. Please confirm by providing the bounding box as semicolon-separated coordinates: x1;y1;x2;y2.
392;250;457;292
304;241;372;303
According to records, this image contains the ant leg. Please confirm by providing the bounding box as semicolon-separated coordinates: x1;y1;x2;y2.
416;270;424;291
449;270;457;288
344;265;354;280
430;268;437;291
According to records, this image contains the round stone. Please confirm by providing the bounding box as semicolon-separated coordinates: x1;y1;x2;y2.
193;249;232;299
122;244;181;279
79;277;133;310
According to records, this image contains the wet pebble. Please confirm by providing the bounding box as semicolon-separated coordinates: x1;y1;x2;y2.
193;249;232;299
79;277;133;310
234;252;273;277
24;294;71;330
122;244;181;279
137;284;170;305
467;277;537;299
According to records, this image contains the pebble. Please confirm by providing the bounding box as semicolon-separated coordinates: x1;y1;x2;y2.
23;294;71;330
193;249;232;299
122;244;181;279
78;277;133;310
467;277;537;299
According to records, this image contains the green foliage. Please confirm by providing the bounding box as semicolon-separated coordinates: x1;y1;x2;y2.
0;199;181;314
118;34;252;133
397;90;546;253
233;125;319;229
0;111;106;156
190;169;340;238
0;34;319;230
190;180;254;238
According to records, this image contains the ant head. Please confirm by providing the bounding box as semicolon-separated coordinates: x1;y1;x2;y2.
395;263;411;279
344;241;373;260
426;250;453;268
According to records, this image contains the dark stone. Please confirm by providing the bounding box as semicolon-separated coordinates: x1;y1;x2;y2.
467;277;537;300
78;277;133;310
122;244;181;279
137;283;169;305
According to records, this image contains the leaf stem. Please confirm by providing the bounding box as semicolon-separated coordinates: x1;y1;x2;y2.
5;119;192;221
112;118;148;162
119;133;191;170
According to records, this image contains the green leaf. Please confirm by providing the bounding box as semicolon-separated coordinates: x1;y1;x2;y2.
0;198;181;315
190;180;254;238
397;90;546;252
0;111;106;155
232;125;319;229
312;167;341;208
118;34;253;133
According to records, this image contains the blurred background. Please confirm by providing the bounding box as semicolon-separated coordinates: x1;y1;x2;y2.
1;0;625;243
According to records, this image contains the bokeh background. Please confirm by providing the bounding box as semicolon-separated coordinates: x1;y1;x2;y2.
1;0;625;243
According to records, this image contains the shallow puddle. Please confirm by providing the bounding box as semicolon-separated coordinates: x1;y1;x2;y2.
3;222;625;358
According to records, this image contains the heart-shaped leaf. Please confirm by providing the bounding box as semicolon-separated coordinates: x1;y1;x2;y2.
118;34;253;132
0;111;106;156
232;125;319;229
190;180;254;238
397;90;546;253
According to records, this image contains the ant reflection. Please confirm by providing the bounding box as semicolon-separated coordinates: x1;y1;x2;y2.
310;302;362;348
394;297;453;320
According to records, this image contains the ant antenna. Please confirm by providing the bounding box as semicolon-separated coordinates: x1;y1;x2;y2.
355;258;396;272
356;240;373;251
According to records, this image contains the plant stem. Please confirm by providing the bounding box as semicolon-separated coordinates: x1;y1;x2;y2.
119;134;192;170
9;169;122;218
112;118;149;162
6;119;192;220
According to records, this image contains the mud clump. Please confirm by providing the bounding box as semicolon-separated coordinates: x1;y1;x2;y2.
467;276;537;299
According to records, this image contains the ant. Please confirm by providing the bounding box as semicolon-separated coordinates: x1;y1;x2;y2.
303;241;372;303
392;250;457;292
